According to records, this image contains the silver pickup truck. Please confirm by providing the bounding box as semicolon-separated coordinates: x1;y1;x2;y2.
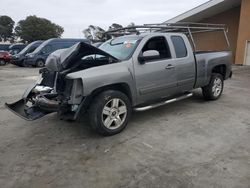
6;29;232;136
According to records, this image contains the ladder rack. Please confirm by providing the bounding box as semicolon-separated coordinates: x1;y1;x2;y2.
104;22;230;51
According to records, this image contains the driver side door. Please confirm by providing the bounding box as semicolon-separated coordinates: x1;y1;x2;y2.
133;36;178;104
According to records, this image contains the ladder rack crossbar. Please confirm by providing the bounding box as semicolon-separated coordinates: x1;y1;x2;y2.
103;22;230;51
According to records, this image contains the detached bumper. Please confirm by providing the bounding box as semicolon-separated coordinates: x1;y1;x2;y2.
5;99;53;121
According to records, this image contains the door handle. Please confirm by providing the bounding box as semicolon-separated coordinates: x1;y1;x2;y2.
165;64;175;69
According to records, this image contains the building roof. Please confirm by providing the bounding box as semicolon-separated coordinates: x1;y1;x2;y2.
165;0;241;23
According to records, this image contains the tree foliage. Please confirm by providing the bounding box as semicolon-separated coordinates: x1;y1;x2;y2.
83;25;105;41
108;23;123;31
0;15;15;42
83;22;137;42
15;16;64;43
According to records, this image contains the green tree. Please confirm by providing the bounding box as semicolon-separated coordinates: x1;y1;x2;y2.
83;22;138;42
83;25;105;41
15;15;64;43
0;15;15;42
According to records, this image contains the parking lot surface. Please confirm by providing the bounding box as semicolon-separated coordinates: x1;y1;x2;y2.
0;64;249;188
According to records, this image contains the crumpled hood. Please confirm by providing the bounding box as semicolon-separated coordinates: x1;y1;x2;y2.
45;42;118;72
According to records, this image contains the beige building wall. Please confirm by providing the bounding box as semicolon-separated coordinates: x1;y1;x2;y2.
192;6;241;63
235;0;250;65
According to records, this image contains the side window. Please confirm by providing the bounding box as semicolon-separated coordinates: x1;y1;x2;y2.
171;36;187;58
54;43;62;50
53;42;74;51
13;49;20;55
142;36;171;61
42;45;52;54
61;42;73;49
27;46;36;53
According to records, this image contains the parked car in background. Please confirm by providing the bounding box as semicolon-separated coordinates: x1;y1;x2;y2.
0;51;11;65
11;41;43;67
0;44;11;51
9;44;27;55
24;38;90;67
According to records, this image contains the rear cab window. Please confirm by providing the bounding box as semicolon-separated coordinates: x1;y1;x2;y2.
171;36;188;58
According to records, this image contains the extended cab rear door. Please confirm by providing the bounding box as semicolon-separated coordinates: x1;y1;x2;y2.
133;35;178;104
169;35;196;92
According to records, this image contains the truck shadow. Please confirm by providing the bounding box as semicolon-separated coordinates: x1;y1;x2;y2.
22;90;210;142
129;90;211;125
3;89;219;166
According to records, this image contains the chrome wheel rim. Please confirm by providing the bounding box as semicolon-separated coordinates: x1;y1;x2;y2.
102;98;127;130
212;77;222;97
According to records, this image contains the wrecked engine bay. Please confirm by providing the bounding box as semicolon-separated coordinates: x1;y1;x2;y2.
6;42;118;120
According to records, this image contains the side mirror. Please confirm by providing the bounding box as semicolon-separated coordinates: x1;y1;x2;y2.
138;50;160;63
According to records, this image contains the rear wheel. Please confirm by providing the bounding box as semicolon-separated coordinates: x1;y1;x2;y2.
36;60;45;67
0;60;6;65
21;60;30;67
202;73;224;100
89;90;131;136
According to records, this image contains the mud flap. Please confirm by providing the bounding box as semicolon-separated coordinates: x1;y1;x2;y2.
5;99;52;121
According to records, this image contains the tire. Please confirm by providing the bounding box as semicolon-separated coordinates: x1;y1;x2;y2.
21;60;28;67
36;60;45;67
0;60;6;65
88;90;132;136
202;73;224;100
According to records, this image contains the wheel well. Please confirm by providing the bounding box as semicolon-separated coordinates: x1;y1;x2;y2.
212;65;226;79
90;83;132;102
36;59;45;63
77;83;133;116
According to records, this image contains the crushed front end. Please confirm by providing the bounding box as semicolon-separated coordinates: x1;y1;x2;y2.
5;68;84;121
5;41;118;121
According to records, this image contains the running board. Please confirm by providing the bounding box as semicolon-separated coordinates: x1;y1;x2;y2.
134;93;193;112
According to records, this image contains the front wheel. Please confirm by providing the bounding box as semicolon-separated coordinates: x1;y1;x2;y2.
36;60;45;67
21;60;29;67
88;90;131;136
202;73;224;100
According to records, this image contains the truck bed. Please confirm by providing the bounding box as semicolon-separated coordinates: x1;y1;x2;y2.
194;50;232;88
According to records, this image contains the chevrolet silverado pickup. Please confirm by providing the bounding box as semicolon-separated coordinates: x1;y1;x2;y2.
6;30;232;136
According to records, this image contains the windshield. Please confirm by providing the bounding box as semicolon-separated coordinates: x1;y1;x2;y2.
18;42;39;55
9;49;20;55
32;41;49;54
99;36;141;60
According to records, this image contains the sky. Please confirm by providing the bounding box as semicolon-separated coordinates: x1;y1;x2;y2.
1;0;208;38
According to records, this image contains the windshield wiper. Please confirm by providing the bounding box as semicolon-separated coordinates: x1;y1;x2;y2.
109;39;123;46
